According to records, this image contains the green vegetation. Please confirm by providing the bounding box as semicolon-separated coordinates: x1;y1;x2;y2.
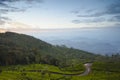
0;62;120;80
0;32;120;80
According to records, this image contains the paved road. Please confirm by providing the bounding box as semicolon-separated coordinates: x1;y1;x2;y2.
78;63;92;76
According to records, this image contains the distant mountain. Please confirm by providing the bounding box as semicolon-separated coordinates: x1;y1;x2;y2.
48;38;118;55
28;28;120;55
0;32;107;66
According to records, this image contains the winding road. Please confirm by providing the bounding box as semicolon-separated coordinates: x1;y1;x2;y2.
79;63;92;76
26;63;92;76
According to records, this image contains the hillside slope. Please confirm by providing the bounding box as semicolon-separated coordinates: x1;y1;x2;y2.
0;32;104;66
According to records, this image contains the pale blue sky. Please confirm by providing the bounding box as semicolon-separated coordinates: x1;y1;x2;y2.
0;0;120;29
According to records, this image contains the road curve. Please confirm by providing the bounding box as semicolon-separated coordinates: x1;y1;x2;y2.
78;63;92;76
63;63;92;76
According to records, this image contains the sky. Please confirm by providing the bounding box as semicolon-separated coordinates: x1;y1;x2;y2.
0;0;120;30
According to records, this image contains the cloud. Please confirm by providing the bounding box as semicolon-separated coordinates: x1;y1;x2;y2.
109;15;120;22
106;1;120;15
0;20;5;25
91;18;106;22
115;23;120;26
72;20;81;24
7;22;33;29
86;9;95;13
0;16;11;25
77;12;106;17
72;18;105;24
115;15;120;20
77;0;120;17
72;0;120;25
71;10;79;14
0;0;43;25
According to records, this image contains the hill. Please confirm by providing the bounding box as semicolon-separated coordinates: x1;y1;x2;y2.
0;32;100;66
0;32;120;80
0;32;119;67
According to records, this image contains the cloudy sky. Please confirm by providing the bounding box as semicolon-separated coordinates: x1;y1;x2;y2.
0;0;120;30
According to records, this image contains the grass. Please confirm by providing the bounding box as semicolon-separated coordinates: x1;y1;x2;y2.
0;62;120;80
